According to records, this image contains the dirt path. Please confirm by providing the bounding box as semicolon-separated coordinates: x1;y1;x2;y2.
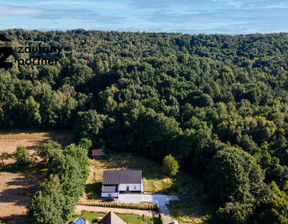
159;205;173;224
75;205;158;218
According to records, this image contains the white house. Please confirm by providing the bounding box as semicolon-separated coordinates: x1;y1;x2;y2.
101;170;144;198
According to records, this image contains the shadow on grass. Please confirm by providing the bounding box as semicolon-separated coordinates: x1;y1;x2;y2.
0;214;26;224
85;182;102;200
0;163;48;174
0;172;44;206
165;173;218;224
104;150;164;180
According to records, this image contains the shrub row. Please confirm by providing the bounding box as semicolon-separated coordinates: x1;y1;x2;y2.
26;143;90;224
78;202;158;211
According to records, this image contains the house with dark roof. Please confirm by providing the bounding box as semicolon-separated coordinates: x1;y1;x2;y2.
101;170;143;198
98;211;126;224
92;149;105;159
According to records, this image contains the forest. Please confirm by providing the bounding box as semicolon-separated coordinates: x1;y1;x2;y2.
1;29;288;223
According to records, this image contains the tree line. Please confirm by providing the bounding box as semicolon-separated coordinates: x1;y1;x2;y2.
26;140;90;223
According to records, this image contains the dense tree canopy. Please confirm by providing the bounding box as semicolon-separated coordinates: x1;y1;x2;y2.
2;29;288;222
206;147;264;204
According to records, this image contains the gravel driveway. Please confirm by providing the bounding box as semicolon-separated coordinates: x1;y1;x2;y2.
118;194;178;224
118;194;169;205
118;194;177;206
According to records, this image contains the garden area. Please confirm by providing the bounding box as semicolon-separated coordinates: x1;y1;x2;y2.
72;210;161;224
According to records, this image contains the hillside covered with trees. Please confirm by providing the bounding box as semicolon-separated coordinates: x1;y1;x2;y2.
1;29;288;223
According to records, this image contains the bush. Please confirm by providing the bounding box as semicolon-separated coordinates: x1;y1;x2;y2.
37;140;61;163
78;138;92;151
13;146;31;166
0;152;10;166
162;155;179;177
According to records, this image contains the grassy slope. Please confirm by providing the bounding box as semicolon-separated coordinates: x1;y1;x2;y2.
82;150;216;224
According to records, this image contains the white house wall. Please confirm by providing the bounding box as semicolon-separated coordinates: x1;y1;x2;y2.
119;183;143;191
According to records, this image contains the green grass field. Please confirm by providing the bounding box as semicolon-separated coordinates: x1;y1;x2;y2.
83;150;216;224
72;211;161;224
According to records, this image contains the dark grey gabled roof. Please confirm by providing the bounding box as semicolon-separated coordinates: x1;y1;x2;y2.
102;170;142;185
98;211;126;224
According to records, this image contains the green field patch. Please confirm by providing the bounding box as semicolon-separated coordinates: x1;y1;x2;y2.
72;211;161;224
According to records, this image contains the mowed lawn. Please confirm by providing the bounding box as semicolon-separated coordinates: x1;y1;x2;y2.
0;130;73;224
72;210;161;224
82;150;216;224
